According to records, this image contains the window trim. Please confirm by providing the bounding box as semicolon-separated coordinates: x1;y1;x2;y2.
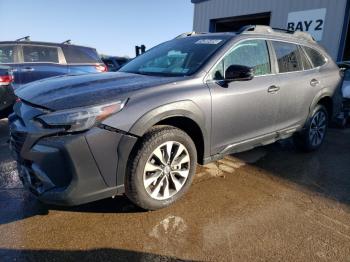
18;44;66;64
205;37;329;81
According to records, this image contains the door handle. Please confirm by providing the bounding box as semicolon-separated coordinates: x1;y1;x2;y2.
310;79;320;87
21;67;35;72
267;85;280;93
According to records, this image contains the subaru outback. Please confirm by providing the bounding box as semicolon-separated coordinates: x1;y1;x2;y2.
9;26;342;210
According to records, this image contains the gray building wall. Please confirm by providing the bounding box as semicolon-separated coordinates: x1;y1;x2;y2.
193;0;348;59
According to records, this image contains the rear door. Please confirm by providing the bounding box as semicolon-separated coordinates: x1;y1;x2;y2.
0;44;21;88
271;41;319;131
19;44;68;85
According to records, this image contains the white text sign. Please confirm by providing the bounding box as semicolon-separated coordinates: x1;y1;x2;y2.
287;8;327;41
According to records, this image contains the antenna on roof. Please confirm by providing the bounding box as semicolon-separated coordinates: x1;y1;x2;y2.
61;39;71;44
16;36;30;41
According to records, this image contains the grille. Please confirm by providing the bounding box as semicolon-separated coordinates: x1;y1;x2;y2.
10;130;27;155
344;99;350;111
8;107;27;156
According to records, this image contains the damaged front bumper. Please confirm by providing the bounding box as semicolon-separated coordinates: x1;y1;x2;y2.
9;101;137;206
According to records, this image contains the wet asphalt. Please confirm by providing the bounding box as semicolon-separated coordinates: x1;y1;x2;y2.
0;118;349;261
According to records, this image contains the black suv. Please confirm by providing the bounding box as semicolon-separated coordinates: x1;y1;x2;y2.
102;56;130;72
0;39;106;89
9;26;342;210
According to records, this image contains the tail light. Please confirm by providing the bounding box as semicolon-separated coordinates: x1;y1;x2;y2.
95;63;108;72
0;74;14;86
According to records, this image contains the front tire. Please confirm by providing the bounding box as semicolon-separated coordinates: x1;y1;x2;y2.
294;105;328;152
126;126;197;210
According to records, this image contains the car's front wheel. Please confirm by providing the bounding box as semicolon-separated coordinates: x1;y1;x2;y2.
126;126;197;210
294;104;328;151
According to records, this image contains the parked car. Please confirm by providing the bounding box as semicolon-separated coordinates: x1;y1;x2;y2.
9;26;342;210
102;56;130;72
0;65;15;116
0;39;107;89
335;61;350;127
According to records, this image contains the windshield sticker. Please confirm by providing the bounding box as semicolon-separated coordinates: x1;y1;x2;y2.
195;39;222;45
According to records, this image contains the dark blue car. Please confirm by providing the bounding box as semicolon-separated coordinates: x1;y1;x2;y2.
0;40;107;89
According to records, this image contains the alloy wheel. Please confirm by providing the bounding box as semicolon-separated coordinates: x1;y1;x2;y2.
309;110;327;147
143;141;190;200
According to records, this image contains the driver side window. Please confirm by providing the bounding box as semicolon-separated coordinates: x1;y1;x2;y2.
211;39;271;80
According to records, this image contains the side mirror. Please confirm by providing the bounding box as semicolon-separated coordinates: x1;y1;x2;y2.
224;65;254;82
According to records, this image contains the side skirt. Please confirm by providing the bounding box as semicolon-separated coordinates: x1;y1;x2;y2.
203;125;300;165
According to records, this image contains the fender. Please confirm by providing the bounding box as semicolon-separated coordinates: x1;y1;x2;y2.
129;100;209;142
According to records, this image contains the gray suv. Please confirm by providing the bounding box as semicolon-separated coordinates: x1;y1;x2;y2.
9;26;342;210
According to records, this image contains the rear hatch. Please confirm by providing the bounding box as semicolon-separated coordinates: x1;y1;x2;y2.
62;45;107;74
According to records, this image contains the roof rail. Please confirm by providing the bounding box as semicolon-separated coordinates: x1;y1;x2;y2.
16;36;30;42
293;31;315;42
238;25;274;34
238;25;315;42
61;39;71;44
271;27;294;34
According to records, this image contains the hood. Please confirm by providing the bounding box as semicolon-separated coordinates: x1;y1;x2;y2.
15;72;181;110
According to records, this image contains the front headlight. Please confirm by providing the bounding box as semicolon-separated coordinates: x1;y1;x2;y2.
37;100;127;132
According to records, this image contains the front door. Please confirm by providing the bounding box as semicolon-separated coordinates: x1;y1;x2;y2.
207;39;280;154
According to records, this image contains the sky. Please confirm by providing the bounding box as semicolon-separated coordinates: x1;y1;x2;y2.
0;0;194;57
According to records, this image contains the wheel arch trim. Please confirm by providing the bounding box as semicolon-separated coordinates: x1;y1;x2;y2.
128;100;210;160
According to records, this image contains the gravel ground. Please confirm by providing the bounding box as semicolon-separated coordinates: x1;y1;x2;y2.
0;118;349;261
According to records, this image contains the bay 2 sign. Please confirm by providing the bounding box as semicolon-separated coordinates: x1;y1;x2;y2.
287;8;327;41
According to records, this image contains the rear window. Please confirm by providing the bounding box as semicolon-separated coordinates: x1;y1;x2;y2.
303;46;327;68
0;45;15;63
62;46;101;64
23;45;59;63
272;41;303;73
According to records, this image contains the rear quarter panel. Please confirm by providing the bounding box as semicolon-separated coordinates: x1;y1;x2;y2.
311;61;342;119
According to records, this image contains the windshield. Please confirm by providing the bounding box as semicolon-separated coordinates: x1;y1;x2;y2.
120;36;230;76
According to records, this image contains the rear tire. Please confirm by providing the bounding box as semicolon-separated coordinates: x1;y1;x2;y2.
125;126;197;210
294;105;328;152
